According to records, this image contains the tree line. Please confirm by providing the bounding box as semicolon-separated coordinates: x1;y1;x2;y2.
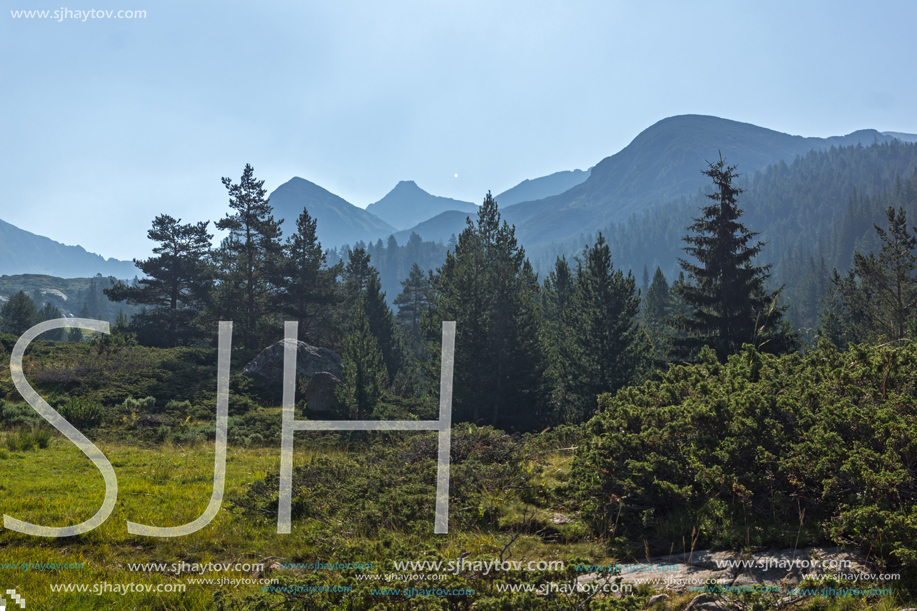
5;156;914;431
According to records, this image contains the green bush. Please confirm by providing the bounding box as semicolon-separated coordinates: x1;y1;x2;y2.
0;400;42;429
4;428;52;452
570;342;917;565
121;395;156;414
57;396;104;429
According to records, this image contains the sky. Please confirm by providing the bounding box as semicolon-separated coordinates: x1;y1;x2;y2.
2;0;917;261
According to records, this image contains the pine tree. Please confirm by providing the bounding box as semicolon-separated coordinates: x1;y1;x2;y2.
363;273;403;383
336;302;387;419
36;301;65;341
105;214;213;347
211;164;283;349
673;155;797;361
642;266;671;359
393;263;431;343
0;291;37;336
276;207;341;346
827;206;917;343
343;247;374;300
425;192;546;429
541;255;577;422
565;235;644;420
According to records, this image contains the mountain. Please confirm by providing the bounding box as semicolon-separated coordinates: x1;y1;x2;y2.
268;177;395;249
391;210;473;245
883;131;917;144
554;139;917;332
364;181;477;231
500;115;910;249
392;115;906;250
494;168;591;207
0;218;139;278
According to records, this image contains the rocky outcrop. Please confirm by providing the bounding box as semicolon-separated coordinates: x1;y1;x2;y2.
243;339;342;382
243;339;344;412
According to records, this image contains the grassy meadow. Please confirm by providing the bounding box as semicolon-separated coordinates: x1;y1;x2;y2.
0;337;914;610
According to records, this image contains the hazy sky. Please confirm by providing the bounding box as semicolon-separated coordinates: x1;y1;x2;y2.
2;0;916;260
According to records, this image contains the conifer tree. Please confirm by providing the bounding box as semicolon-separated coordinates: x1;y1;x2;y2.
541;255;577;422
105;214;213;347
343;247;374;300
211;164;283;349
336;302;387;419
37;301;65;341
642;266;671;359
565;235;643;419
394;262;431;343
673;155;796;361
827;206;917;343
425;192;545;429
276;208;341;346
0;291;37;336
363;273;403;383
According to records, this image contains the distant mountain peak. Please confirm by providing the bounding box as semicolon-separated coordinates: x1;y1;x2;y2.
267;177;395;250
365;181;477;231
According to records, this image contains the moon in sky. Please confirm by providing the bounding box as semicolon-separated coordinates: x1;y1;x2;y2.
454;173;458;178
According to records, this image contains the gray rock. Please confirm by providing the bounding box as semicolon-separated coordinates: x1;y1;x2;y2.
243;339;343;382
646;593;670;606
582;547;873;593
303;371;344;412
551;512;573;525
685;594;715;610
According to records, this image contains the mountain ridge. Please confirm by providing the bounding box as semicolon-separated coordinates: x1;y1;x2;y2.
267;177;396;249
364;180;477;231
0;218;139;278
392;115;914;249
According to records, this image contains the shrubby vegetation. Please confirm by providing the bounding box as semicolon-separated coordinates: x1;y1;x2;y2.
571;341;917;567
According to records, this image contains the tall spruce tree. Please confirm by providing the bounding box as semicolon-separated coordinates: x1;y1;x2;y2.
105;214;213;347
673;155;796;361
565;235;644;420
211;164;283;349
343;247;374;301
363;273;403;383
541;255;578;423
424;192;545;429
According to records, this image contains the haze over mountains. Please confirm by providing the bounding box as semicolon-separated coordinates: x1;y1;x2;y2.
3;114;916;281
0;218;138;278
494;168;591;207
268;177;396;248
398;115;914;249
365;181;477;230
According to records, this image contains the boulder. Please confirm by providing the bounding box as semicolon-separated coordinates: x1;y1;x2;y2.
303;371;344;412
243;339;343;382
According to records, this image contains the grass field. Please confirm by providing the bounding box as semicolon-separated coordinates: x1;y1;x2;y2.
0;338;914;610
0;428;609;610
0;431;911;610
